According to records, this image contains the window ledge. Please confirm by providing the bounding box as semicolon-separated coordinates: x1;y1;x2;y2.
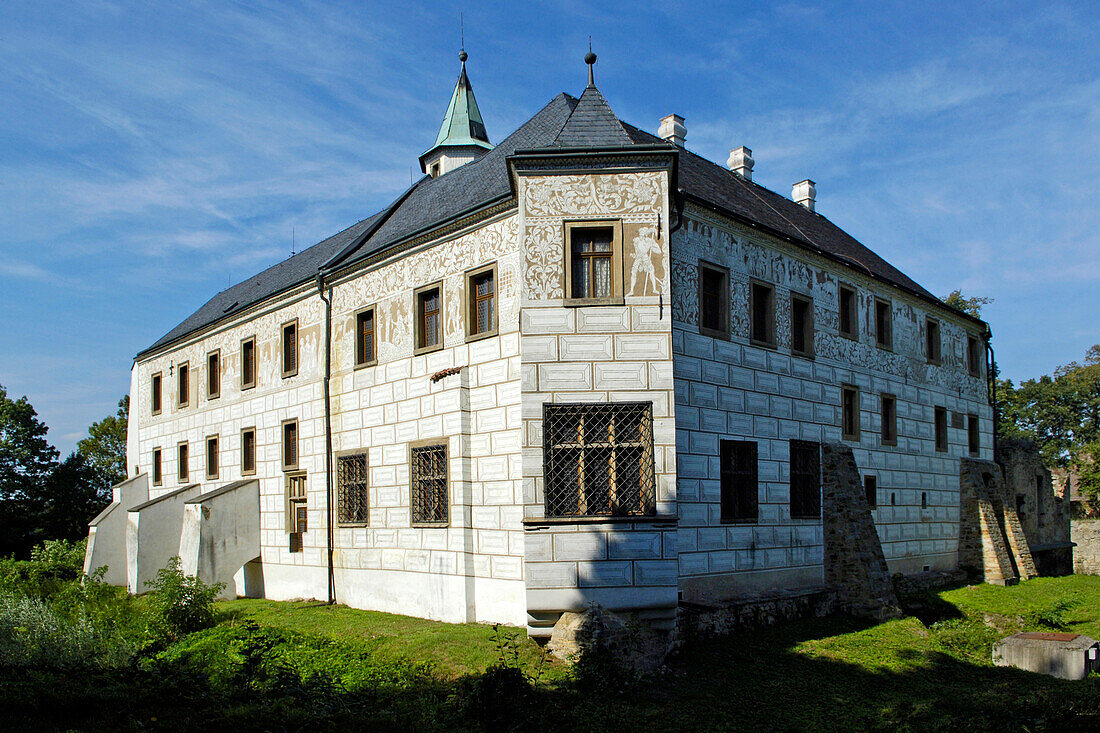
413;344;444;357
523;514;677;527
699;326;731;341
791;349;815;360
563;297;625;308
354;360;378;371
412;522;450;529
465;329;498;344
750;338;777;351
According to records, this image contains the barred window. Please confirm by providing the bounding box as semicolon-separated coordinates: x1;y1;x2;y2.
790;439;820;519
720;440;757;523
355;307;375;366
411;443;448;525
337;452;369;524
543;402;655;518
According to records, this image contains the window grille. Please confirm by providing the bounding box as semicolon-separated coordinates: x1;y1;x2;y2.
411;444;448;524
790;439;821;519
337;452;369;524
721;440;758;523
571;227;613;299
543;402;656;518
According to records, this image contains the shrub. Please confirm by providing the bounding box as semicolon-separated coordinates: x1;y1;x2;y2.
30;539;87;571
0;591;137;669
144;557;224;642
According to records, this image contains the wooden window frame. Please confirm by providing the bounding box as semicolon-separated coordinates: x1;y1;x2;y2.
152;447;162;487
281;418;299;471
354;305;377;368
874;297;893;350
207;350;221;400
563;220;624;306
177;441;189;483
926;318;942;365
842;384;861;442
968;414;980;456
749;278;776;348
410;439;449;527
465;262;499;342
880;393;898;447
241;336;257;390
336;449;370;526
864;474;878;509
281;319;299;379
177;361;189;408
789;439;821;520
967;335;982;377
934;406;948;452
285;470;308;536
151;372;162;416
414;282;444;355
205;434;219;480
697;260;730;339
838;284;858;340
240;427;257;476
790;293;815;358
720;439;758;524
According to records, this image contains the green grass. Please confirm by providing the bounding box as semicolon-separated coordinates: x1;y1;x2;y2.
940;575;1100;638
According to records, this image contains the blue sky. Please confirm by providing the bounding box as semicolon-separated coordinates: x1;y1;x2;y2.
2;1;1099;454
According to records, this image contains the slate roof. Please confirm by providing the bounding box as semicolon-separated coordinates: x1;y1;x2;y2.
141;84;969;357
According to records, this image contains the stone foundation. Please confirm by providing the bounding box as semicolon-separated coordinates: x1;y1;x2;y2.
677;587;836;639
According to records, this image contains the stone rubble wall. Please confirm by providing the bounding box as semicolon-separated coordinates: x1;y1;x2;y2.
1072;519;1100;575
959;457;1039;585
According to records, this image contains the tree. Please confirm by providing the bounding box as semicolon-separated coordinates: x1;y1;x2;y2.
941;289;993;318
77;395;128;492
0;384;58;503
37;451;110;544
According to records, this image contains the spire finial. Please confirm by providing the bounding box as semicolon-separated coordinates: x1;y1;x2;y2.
585;37;596;87
459;13;466;63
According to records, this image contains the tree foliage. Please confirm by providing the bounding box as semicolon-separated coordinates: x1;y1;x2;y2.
77;396;128;492
941;289;993;318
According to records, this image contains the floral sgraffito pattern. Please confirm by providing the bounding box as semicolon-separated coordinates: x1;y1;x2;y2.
524;173;662;218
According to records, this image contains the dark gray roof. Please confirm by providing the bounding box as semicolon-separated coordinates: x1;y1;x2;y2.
142;85;970;357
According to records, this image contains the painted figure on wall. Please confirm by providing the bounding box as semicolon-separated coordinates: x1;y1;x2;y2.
630;225;662;296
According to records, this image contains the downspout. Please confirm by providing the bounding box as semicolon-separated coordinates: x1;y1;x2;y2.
317;272;336;604
986;329;997;460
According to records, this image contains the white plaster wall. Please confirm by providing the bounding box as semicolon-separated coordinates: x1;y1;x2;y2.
670;208;994;597
178;479;260;600
126;483;201;593
84;473;149;585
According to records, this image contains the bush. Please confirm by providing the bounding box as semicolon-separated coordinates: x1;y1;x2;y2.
30;538;86;571
144;557;224;642
0;591;137;669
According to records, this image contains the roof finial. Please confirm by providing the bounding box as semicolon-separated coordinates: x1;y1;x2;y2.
585;37;596;87
459;13;467;64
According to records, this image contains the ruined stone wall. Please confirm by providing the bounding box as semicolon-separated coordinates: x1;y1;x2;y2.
997;438;1070;548
1072;519;1100;575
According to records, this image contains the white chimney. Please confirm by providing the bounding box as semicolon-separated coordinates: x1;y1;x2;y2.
727;146;754;180
793;179;816;212
659;114;686;147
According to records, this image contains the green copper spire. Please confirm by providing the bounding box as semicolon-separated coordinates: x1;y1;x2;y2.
420;51;492;174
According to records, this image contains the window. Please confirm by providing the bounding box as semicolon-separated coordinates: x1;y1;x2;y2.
207;350;220;399
206;435;219;480
282;419;299;470
720;440;758;523
177;442;189;483
177;362;189;408
791;294;814;356
864;475;878;509
241;427;256;476
842;385;860;441
151;373;162;416
337;452;369;525
286;472;307;550
410;442;448;525
466;264;497;340
355;307;376;367
564;221;622;303
698;262;729;337
543;402;656;517
750;280;776;346
921;491;928;509
967;335;982;377
839;284;858;339
875;298;892;349
415;283;442;353
881;393;897;446
790;439;821;519
152;447;162;486
241;336;256;390
968;414;980;455
282;320;298;378
926;318;941;364
934;406;948;452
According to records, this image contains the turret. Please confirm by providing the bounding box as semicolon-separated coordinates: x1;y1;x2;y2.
419;50;493;177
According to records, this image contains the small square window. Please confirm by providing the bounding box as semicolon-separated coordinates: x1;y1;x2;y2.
415;283;443;354
864;475;878;509
750;280;776;346
839;285;858;339
355;307;376;367
411;442;449;525
926;318;942;364
721;440;758;523
337;451;369;525
152;447;162;486
967;335;982;377
241;427;256;476
791;294;814;356
881;393;897;446
177;441;189;483
934;406;948;452
842;385;860;441
206;435;219;480
282;419;299;470
875;298;892;349
241;336;257;390
790;439;821;519
282;320;298;378
207;351;221;399
466;264;497;340
151;373;162;416
968;414;980;455
177;362;189;408
698;262;729;337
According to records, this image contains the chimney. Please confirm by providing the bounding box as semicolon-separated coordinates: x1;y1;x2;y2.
792;179;816;212
659;114;686;147
727;146;754;181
